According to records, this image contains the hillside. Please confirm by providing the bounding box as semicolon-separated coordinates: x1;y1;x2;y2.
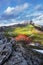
4;24;43;45
0;24;43;65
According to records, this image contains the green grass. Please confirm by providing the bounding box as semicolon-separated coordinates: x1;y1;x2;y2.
4;24;43;45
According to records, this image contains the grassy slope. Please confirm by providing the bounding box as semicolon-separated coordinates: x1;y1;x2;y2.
5;24;43;44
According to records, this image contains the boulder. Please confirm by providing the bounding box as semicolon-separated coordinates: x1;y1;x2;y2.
4;51;28;65
0;35;43;65
0;40;3;45
0;43;12;65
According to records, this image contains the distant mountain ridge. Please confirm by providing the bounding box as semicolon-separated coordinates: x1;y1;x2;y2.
0;20;43;32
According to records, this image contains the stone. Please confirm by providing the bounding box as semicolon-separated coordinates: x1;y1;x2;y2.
0;35;43;65
0;43;12;65
0;40;3;45
4;51;28;65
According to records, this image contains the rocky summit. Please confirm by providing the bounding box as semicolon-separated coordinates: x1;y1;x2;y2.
0;35;43;65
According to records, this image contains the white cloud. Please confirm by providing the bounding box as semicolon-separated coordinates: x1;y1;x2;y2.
33;14;43;26
0;3;43;26
26;12;42;17
0;3;29;26
0;19;25;27
34;4;43;10
33;14;43;20
4;7;14;14
4;3;29;15
33;20;43;26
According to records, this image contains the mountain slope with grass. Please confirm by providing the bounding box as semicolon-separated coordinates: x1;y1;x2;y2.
4;24;43;45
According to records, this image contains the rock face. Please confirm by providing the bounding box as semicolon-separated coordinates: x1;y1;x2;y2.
0;43;12;65
0;35;43;65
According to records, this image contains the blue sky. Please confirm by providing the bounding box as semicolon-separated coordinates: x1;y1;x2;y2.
0;0;43;26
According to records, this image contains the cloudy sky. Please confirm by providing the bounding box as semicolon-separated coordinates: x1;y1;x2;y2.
0;0;43;26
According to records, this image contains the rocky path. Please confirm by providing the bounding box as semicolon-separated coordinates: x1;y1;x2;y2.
0;35;43;65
